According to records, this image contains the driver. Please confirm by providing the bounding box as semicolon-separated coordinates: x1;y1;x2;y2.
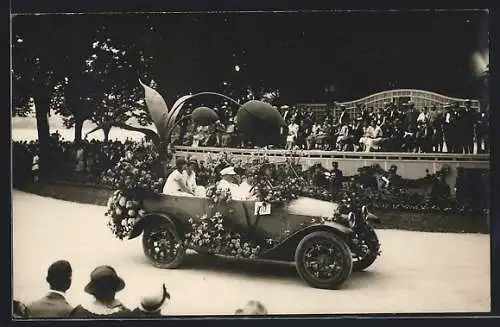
162;158;195;196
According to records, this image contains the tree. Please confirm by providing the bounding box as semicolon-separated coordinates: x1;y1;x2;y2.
12;15;60;176
50;16;157;142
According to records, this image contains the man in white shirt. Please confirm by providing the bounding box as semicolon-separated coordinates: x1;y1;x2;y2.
163;158;194;196
238;172;258;200
417;107;429;124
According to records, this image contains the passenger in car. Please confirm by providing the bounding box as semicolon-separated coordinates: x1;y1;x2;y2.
162;158;195;197
239;170;258;200
217;166;245;199
183;158;206;197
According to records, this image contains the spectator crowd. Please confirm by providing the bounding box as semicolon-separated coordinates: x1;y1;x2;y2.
13;134;156;186
173;100;488;154
13;260;268;318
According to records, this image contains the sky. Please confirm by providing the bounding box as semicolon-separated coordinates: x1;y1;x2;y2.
12;10;489;105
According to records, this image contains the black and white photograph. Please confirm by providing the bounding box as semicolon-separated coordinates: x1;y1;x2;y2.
11;8;491;318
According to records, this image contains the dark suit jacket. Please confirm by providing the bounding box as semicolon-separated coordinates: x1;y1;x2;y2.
27;292;73;317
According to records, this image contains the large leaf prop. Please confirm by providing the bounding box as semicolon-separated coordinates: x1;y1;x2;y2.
191;106;220;126
139;79;170;139
165;94;193;135
236;100;286;146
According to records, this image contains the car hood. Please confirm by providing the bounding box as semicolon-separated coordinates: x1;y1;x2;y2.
284;197;339;218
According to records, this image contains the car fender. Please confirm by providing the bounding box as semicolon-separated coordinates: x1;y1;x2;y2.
259;221;353;262
128;213;179;240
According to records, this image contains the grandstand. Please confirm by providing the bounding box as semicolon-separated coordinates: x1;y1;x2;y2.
294;89;481;121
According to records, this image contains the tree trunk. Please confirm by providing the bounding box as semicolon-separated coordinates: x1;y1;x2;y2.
34;93;51;178
74;118;84;143
103;125;111;143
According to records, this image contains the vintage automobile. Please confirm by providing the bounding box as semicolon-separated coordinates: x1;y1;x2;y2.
127;191;381;290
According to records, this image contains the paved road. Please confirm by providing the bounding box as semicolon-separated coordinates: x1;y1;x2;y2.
12;190;490;315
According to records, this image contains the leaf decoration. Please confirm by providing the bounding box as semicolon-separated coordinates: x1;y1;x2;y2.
139;79;170;140
165;94;193;134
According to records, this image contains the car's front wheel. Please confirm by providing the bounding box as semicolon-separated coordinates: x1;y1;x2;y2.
352;225;380;272
295;231;353;289
142;221;185;269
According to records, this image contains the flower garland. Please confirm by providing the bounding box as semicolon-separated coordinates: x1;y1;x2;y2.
205;185;233;205
101;144;165;239
101;144;165;194
105;190;146;239
182;213;263;258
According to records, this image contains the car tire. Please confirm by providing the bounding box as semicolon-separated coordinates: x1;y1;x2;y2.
352;225;380;272
142;221;185;269
295;231;353;290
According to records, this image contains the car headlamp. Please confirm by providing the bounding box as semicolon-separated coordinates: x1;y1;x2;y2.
347;212;356;228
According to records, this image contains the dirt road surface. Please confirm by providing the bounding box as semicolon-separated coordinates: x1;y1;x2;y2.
12;190;490;315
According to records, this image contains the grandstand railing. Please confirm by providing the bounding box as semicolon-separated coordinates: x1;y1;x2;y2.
175;146;489;163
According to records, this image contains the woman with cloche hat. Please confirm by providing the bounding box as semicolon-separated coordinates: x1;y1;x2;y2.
131;283;171;317
70;266;131;317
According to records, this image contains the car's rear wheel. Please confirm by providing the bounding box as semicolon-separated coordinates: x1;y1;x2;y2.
142;221;185;269
295;231;353;289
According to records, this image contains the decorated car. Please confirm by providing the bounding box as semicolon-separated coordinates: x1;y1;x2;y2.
102;82;381;289
107;183;381;290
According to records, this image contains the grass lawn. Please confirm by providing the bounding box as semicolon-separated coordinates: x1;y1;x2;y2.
16;181;489;234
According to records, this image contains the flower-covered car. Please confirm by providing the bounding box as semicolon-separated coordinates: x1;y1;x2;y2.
122;190;381;290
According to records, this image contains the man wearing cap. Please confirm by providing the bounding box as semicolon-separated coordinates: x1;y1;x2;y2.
27;260;73;317
70;265;131;317
218;166;244;199
162;158;195;196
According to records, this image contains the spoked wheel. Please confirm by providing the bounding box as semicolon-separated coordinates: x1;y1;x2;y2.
352;225;380;272
295;231;353;289
142;222;185;269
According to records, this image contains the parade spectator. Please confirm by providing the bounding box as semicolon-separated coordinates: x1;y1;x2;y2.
475;111;487;153
463;101;475;154
417;106;429;123
13;300;30;318
75;145;85;173
222;117;236;147
31;149;40;183
27;260;73;317
71;265;131;317
131;283;171;317
234;300;268;315
336;121;350;151
286;119;299;150
329;161;343;197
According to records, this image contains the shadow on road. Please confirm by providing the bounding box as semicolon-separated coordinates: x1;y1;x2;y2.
177;253;380;289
